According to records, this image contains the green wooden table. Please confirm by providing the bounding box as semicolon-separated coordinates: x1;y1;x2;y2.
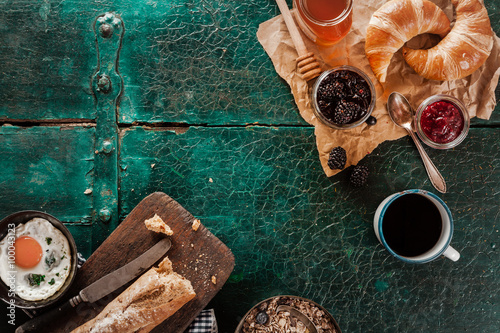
1;1;498;332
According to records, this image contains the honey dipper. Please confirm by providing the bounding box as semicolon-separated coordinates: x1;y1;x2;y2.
275;0;322;81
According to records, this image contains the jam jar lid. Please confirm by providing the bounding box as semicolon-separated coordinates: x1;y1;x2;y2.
415;94;470;149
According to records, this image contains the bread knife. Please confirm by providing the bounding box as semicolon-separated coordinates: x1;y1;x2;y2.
16;237;172;333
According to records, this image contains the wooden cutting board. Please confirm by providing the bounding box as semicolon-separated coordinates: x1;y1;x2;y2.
48;192;235;332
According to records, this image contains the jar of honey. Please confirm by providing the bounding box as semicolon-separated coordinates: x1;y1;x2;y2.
293;0;353;46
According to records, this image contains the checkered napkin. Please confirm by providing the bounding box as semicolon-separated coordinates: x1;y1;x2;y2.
185;309;218;333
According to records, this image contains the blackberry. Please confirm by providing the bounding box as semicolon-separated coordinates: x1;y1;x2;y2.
339;70;355;82
329;71;342;80
333;100;357;124
350;165;369;187
349;102;364;121
351;80;370;99
327;146;346;170
317;80;345;100
333;109;353;124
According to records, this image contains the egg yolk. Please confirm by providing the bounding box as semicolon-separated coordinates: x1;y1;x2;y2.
14;236;43;268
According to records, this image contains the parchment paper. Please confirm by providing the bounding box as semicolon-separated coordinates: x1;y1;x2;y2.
257;0;500;177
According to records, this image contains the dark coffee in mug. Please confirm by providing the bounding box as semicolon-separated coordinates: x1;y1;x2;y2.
382;193;442;257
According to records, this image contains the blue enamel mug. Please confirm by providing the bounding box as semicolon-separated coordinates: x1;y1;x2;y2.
373;189;460;263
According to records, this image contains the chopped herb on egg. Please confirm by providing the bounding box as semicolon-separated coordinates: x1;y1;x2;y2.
48;278;55;285
46;237;52;245
27;274;45;286
61;255;65;260
45;253;56;267
56;273;60;277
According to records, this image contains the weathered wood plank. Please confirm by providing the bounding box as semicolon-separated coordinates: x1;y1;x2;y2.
116;0;303;125
0;125;95;229
0;0;301;125
1;0;498;125
0;0;498;332
0;2;96;120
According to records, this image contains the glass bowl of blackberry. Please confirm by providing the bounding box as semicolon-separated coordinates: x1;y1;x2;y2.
312;66;376;129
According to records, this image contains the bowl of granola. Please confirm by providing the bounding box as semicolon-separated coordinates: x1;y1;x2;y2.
235;295;341;333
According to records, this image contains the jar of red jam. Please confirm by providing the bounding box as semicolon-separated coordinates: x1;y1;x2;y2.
415;95;470;149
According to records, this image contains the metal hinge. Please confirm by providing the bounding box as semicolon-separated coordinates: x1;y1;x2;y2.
91;12;124;248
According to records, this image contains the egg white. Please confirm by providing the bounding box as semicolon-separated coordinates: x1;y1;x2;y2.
0;218;72;301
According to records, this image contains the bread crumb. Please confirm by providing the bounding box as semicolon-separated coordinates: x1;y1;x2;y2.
144;214;173;236
151;163;156;168
84;189;92;195
209;178;213;183
211;276;217;284
192;219;201;231
190;243;194;248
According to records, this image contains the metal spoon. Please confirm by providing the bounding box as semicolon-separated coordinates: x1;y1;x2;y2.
276;305;318;333
387;92;447;193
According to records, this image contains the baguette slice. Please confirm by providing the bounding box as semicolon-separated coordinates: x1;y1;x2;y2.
71;257;196;333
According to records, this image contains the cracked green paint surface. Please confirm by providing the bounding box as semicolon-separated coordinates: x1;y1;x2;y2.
0;0;499;332
0;126;95;256
119;127;499;333
1;0;498;125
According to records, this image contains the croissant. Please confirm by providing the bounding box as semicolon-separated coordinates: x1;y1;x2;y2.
403;0;494;81
365;0;451;83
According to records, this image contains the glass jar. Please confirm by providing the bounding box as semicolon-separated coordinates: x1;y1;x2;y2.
415;94;470;149
293;0;353;46
312;65;375;130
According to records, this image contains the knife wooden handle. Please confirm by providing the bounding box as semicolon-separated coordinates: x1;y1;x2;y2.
15;299;78;333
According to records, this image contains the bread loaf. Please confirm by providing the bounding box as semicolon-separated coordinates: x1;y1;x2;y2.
71;257;196;333
402;0;493;80
365;0;451;83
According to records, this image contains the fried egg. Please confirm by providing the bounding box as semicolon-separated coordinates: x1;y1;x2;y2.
0;218;72;301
